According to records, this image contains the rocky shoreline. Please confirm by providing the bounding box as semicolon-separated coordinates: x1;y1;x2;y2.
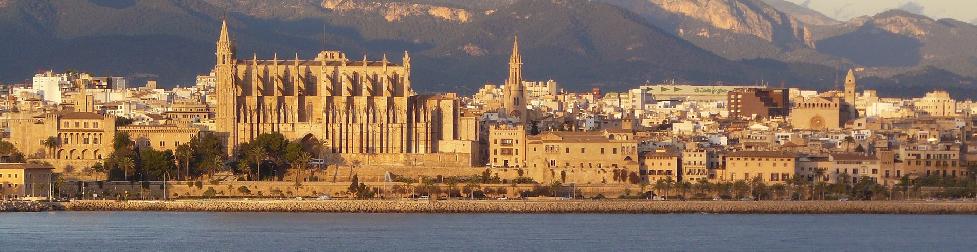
0;201;56;212
19;200;976;214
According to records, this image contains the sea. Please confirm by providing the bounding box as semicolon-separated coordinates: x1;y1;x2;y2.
1;212;975;251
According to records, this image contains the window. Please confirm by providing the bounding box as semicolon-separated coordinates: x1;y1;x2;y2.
770;173;779;181
581;148;585;154
160;141;165;147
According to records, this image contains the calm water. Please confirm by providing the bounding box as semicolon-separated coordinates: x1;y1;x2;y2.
1;212;976;251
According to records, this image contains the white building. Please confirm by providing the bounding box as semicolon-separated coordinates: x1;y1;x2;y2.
31;71;69;104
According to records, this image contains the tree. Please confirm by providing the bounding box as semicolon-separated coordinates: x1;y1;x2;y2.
770;184;787;200
843;136;856;152
140;149;176;181
812;168;826;200
695;180;712;198
245;144;267;181
732;180;750;199
349;160;362;181
117;156;134;181
677;181;692;200
0;140;25;162
654;176;674;200
348;174;360;195
175;144;192;180
284;142;306;182
88;162;108;181
42;137;60;159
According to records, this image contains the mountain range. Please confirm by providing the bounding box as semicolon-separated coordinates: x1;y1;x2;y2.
0;0;974;98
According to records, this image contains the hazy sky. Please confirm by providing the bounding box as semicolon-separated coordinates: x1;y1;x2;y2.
784;0;977;23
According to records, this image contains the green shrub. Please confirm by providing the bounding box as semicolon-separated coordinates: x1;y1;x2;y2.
202;187;217;198
237;186;252;195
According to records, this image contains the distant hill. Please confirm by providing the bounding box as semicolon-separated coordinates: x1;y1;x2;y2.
760;0;839;26
815;10;977;80
0;0;975;98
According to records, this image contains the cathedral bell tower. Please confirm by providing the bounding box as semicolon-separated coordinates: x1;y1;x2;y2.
843;68;858;119
844;69;856;105
503;36;527;124
215;19;239;155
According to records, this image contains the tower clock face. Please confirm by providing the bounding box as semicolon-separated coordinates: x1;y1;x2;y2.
810;116;825;130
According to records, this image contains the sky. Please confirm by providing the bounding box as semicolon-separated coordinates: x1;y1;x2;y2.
783;0;977;23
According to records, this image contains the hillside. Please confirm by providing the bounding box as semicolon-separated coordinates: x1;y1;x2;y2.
0;0;974;98
760;0;839;26
816;10;977;79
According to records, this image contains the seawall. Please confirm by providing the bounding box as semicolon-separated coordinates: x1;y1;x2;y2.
1;201;55;212
55;200;977;214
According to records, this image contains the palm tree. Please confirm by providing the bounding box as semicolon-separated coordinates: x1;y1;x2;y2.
813;168;826;200
118;156;134;181
206;155;224;178
296;152;312;183
247;146;266;181
654;176;674;200
696;180;712;198
175;144;192;180
677;181;692;200
349;160;362;181
42;136;60;159
843;136;856;152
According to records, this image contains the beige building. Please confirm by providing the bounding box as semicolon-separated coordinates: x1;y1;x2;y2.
163;101;212;123
914;91;957;117
525;130;639;184
8;111;116;172
826;153;880;184
643;149;680;183
0;163;54;199
790;95;841;130
724;151;797;183
525;80;558;99
682;148;720;182
212;20;472;161
900;143;966;179
119;125;201;152
488;124;526;168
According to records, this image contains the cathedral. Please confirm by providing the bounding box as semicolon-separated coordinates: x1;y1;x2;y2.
213;20;470;159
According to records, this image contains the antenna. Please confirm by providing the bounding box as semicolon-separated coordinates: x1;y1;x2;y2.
321;22;326;51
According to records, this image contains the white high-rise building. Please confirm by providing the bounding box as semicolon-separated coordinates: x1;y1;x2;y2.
32;71;68;104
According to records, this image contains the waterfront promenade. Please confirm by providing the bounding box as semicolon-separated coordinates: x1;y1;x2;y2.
4;199;977;214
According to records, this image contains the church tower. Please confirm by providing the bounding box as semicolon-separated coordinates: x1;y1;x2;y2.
215;19;239;154
844;69;857;105
503;36;527;124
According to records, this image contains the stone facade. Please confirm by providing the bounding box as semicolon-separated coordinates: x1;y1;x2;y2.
723;151;797;184
212;20;473;162
8;110;116;172
119;125;201;152
0;163;53;199
790;95;841;130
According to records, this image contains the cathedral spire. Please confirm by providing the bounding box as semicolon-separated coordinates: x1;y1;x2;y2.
402;51;411;67
510;35;521;64
218;19;230;45
507;35;523;86
216;18;235;65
